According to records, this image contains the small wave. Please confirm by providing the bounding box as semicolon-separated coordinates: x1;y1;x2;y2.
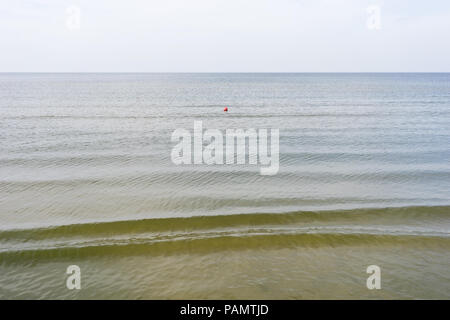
1;206;449;262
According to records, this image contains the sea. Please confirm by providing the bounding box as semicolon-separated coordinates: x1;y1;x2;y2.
0;73;449;299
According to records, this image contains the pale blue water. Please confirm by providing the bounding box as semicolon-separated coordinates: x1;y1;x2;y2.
1;73;449;229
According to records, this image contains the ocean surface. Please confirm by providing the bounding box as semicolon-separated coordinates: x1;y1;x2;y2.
0;73;449;299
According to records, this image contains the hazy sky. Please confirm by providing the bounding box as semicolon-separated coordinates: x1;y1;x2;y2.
1;0;449;72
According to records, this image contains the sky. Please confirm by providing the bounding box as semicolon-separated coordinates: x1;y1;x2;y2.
0;0;449;72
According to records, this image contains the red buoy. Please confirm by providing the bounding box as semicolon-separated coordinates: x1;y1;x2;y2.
224;107;228;112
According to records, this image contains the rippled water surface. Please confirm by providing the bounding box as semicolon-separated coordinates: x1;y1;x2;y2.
0;73;449;299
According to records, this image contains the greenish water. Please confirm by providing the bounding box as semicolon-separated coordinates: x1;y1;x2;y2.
0;73;449;299
1;206;450;299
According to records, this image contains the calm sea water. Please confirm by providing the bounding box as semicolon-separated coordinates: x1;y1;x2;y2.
0;73;449;299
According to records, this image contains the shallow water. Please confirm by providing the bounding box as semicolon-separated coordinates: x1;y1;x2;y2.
0;73;449;299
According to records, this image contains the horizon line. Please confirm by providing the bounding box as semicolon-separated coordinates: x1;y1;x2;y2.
1;71;449;74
